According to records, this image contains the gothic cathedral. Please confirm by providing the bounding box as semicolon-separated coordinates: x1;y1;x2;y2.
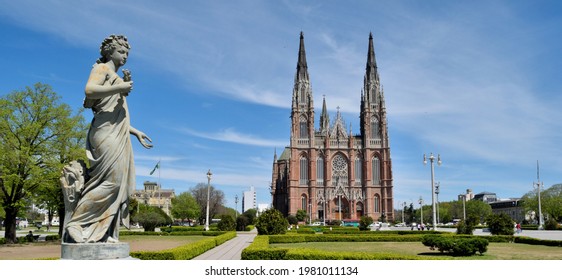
271;32;394;223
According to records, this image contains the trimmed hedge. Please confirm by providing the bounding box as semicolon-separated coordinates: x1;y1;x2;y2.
284;248;429;260
130;231;236;260
160;226;220;233
295;228;316;234
241;235;443;260
241;235;289;260
267;233;513;244
45;235;60;241
322;230;447;235
121;230;226;236
514;236;562;247
0;234;60;244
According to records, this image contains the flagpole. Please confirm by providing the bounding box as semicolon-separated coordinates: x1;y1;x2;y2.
158;158;161;209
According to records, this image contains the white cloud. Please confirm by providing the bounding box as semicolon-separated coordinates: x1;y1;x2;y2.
179;127;287;148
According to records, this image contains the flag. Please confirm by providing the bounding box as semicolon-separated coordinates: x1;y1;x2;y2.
150;161;160;175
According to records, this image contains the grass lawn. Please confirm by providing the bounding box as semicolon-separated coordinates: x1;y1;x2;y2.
270;242;562;260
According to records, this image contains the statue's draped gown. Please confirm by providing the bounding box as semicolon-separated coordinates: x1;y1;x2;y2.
65;64;134;243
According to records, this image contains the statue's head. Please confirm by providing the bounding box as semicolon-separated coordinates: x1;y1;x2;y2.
97;34;131;63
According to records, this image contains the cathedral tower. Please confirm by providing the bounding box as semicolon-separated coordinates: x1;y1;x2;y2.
272;32;393;223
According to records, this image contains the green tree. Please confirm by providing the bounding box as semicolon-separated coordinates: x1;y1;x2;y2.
255;208;288;235
545;217;560;230
359;216;373;231
296;209;307;222
190;183;225;225
287;215;298;225
404;203;414;224
242;208;257;225
522;184;562;224
216;205;237;218
456;218;476;235
485;213;514;235
132;204;171;231
170;192;200;223
0;83;86;243
465;200;492;224
217;214;236;231
236;215;249;231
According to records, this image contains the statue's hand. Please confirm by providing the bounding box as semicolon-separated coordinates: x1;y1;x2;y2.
136;132;153;149
120;81;133;96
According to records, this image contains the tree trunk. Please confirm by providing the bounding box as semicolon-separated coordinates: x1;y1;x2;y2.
3;206;19;244
57;204;65;237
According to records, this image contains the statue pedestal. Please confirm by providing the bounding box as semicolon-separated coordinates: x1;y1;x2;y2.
61;242;136;260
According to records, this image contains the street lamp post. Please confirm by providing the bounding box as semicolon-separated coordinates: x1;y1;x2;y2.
458;193;467;221
534;161;544;230
338;195;342;221
235;194;239;219
435;182;440;225
402;202;406;224
423;153;441;230
309;202;312;225
418;196;423;227
204;169;212;231
535;181;544;230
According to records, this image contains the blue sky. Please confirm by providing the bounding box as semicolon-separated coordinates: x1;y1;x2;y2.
1;0;562;213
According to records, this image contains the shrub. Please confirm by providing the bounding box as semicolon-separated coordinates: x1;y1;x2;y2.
242;209;257;225
359;216;373;231
133;205;170;232
296;210;307;222
485;213;514;235
545;218;560;230
217;215;236;231
287;215;298;225
421;235;488;256
455;219;475;235
255;208;288;235
236;215;249;231
327;220;341;226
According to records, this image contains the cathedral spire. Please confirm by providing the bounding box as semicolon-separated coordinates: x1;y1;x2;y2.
292;31;312;108
291;32;314;144
296;31;309;83
320;95;330;134
366;32;378;78
364;32;380;104
361;33;383;140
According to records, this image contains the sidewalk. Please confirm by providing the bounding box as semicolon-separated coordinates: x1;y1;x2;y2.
193;229;257;260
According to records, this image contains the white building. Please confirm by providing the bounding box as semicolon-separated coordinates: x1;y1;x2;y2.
242;186;256;213
257;203;270;216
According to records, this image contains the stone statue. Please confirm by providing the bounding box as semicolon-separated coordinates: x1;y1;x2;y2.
61;34;152;244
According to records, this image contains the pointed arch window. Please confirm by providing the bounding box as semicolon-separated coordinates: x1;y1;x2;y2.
301;194;308;210
371;118;380;139
299;116;308;138
354;156;362;185
300;156;309;185
372;157;380;185
374;195;381;213
316;156;324;184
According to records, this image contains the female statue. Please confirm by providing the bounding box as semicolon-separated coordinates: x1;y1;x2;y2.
64;35;152;243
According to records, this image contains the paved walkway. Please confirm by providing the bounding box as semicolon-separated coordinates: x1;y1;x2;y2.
193;229;258;260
